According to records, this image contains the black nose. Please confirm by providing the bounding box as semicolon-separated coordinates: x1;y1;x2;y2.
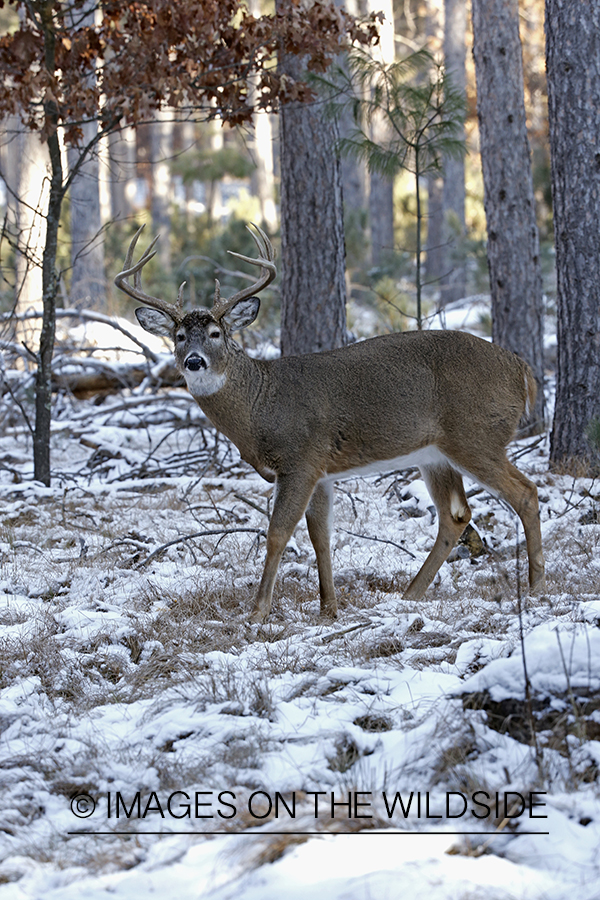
185;356;207;371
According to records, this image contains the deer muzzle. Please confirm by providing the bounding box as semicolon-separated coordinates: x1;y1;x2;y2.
184;355;208;372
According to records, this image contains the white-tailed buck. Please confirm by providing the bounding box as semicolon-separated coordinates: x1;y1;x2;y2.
115;224;545;622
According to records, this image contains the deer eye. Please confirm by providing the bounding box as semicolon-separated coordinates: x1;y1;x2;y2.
176;333;186;342
208;330;221;339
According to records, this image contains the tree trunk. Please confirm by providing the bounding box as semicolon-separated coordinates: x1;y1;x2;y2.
108;125;137;221
439;0;467;304
34;129;62;487
276;0;347;356
367;0;395;268
546;0;600;471
425;175;444;286
68;122;105;311
424;1;444;290
150;110;173;270
471;0;545;433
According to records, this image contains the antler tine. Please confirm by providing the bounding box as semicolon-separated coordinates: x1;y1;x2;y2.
176;281;186;313
114;224;184;321
213;223;277;318
227;222;276;270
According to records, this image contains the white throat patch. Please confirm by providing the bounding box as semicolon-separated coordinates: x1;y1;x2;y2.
183;369;227;397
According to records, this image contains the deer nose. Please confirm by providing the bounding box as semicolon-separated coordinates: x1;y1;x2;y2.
185;355;207;372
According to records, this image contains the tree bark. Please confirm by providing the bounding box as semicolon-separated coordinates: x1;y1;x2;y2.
28;2;63;486
546;0;600;471
471;0;545;433
425;174;444;286
68;122;106;311
424;0;444;289
108;125;137;221
65;0;105;311
439;0;467;304
277;0;347;356
150;110;173;270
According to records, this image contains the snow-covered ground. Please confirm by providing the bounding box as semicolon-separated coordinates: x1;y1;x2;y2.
0;316;599;899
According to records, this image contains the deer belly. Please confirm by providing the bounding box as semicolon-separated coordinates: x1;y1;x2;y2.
323;444;450;483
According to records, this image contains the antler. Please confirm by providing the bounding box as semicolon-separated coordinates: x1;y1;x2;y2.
114;225;185;321
212;223;276;320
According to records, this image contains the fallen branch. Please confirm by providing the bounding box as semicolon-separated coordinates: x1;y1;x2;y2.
322;622;373;644
51;359;182;397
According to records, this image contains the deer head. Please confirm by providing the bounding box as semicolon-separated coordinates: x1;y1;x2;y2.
114;223;276;396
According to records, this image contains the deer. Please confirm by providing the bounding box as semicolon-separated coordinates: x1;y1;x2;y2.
114;224;545;623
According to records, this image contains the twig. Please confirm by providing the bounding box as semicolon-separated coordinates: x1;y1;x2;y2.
137;527;266;568
339;529;417;559
233;491;270;518
468;801;533;857
510;435;546;461
515;516;545;778
1;378;34;435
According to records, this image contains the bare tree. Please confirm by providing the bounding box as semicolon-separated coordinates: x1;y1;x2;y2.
471;0;545;433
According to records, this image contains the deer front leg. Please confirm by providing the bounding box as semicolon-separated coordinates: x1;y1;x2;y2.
250;473;319;624
305;480;337;619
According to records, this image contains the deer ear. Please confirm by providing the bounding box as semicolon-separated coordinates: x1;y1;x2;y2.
135;307;176;338
221;296;260;331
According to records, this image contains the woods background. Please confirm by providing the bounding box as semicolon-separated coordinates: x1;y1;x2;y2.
0;0;598;482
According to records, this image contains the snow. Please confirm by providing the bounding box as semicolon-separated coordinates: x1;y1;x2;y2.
1;323;600;899
460;621;600;701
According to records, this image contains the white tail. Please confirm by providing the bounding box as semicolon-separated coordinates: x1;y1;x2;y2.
115;225;545;622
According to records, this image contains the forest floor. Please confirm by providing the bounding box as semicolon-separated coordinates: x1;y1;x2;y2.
0;314;599;899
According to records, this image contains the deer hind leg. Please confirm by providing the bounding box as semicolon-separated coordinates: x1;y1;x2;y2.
468;457;545;594
305;480;337;619
251;473;318;624
403;464;471;601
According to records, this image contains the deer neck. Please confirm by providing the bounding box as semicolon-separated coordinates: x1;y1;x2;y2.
189;351;272;477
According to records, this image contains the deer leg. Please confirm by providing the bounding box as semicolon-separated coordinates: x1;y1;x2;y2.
251;473;318;624
468;458;545;594
305;480;337;618
403;464;471;601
